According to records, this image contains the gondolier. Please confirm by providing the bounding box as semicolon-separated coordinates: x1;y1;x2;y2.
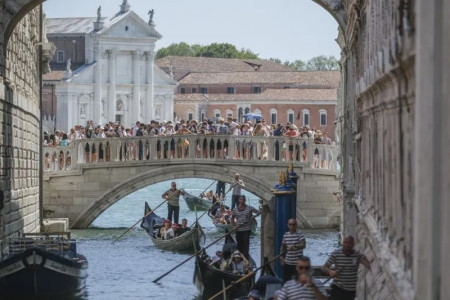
227;173;245;210
161;182;185;224
322;236;371;300
231;195;260;260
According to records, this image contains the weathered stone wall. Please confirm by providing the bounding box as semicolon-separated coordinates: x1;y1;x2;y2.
0;6;42;244
341;0;416;299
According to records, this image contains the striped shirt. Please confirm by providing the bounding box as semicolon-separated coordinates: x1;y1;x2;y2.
278;279;326;300
282;231;305;265
232;205;258;231
326;249;365;291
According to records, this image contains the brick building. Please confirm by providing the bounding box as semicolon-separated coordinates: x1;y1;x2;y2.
156;56;340;141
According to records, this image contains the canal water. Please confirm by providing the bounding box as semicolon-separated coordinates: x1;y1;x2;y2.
72;178;340;300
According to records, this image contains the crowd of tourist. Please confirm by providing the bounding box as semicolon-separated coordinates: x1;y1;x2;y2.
43;117;334;147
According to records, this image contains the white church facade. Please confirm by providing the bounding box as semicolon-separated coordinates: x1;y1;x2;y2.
43;1;177;132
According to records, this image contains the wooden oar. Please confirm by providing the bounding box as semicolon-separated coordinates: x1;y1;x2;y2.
111;199;167;244
207;251;286;300
153;214;259;283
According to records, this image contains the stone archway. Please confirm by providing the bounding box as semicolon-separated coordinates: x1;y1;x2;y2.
71;164;275;228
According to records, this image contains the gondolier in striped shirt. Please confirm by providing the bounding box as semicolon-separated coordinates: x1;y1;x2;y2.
322;236;371;300
280;219;306;282
231;195;260;260
227;173;245;210
277;256;327;300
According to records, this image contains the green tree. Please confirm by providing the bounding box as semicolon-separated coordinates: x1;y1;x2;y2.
269;58;282;64
287;59;306;71
155;42;196;59
305;55;339;70
236;48;259;59
196;43;240;58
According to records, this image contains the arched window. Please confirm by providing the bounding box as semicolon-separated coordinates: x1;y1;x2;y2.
287;109;294;124
270;108;277;125
302;109;310;126
214;109;221;118
319;109;327;126
238;107;243;122
226;109;233;118
245;107;250;114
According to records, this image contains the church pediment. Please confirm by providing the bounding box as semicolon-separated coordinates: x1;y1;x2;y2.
97;11;162;39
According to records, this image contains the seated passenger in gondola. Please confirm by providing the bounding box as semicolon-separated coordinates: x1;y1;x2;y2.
225;250;252;275
164;223;177;239
176;218;190;235
210;250;226;269
159;219;174;239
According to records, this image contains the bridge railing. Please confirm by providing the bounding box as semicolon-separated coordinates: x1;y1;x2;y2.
42;135;338;173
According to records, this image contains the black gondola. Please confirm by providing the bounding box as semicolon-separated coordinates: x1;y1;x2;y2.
140;202;204;252
0;232;88;299
194;233;256;300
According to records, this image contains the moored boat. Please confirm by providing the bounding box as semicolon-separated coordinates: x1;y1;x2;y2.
0;232;88;299
183;190;215;211
194;233;256;300
140;202;204;252
208;209;258;235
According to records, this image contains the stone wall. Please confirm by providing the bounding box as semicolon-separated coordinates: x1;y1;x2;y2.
341;0;416;299
0;6;42;244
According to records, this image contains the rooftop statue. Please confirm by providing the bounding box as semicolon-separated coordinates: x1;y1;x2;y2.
97;6;101;22
148;9;154;25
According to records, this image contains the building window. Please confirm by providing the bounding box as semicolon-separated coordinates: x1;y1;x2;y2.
245;107;250;114
57;50;65;62
188;113;193;121
320;109;327;126
227;87;235;94
253;86;261;94
283;86;290;89
302;109;310;126
200;87;208;94
192;88;197;94
201;109;206;121
180;87;186;94
214;109;221;118
287;109;294;124
270;108;277;125
226;109;233;118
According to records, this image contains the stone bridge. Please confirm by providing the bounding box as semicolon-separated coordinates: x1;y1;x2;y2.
42;135;340;228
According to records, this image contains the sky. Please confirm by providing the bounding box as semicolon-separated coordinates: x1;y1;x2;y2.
43;0;341;62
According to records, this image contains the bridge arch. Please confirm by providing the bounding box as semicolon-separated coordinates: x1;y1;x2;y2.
71;163;276;228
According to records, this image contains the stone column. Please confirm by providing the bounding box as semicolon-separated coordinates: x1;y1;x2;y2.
93;49;102;124
132;51;141;122
108;50;116;123
145;51;154;122
414;1;450;299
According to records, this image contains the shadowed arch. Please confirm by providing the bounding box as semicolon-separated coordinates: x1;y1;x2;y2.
71;164;275;228
311;0;346;31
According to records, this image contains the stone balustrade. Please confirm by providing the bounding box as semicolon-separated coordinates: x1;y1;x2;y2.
42;135;338;173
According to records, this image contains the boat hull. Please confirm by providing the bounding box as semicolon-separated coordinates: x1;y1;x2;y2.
0;247;88;299
194;235;255;300
183;191;213;211
141;201;204;252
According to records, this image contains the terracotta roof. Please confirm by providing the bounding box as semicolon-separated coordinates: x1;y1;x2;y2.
155;56;294;80
178;71;340;87
175;88;337;102
43;71;65;81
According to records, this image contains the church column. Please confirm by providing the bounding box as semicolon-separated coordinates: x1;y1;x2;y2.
132;51;141;122
93;49;102;124
145;51;154;122
108;50;116;123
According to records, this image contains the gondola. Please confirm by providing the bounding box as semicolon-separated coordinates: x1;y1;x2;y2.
194;233;256;300
0;232;88;299
140;202;204;252
207;209;258;235
183;190;215;211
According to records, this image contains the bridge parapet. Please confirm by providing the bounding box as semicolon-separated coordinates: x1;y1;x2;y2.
43;136;338;173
